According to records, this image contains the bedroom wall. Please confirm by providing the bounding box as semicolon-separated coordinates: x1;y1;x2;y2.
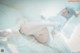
0;0;67;22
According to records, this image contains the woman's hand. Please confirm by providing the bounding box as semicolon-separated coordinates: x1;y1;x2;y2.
0;29;19;37
0;29;10;37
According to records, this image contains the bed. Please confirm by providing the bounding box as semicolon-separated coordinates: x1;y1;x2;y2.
7;22;72;53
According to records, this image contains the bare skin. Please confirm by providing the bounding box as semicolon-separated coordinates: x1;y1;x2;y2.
19;22;55;43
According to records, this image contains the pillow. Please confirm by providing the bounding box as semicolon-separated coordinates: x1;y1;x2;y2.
68;25;80;52
61;15;80;38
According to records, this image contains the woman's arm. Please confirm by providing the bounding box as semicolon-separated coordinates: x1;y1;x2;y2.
0;29;19;37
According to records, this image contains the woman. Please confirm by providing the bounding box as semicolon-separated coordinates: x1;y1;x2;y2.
18;22;72;53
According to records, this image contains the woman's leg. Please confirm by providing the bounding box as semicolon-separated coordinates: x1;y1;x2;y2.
8;43;19;53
